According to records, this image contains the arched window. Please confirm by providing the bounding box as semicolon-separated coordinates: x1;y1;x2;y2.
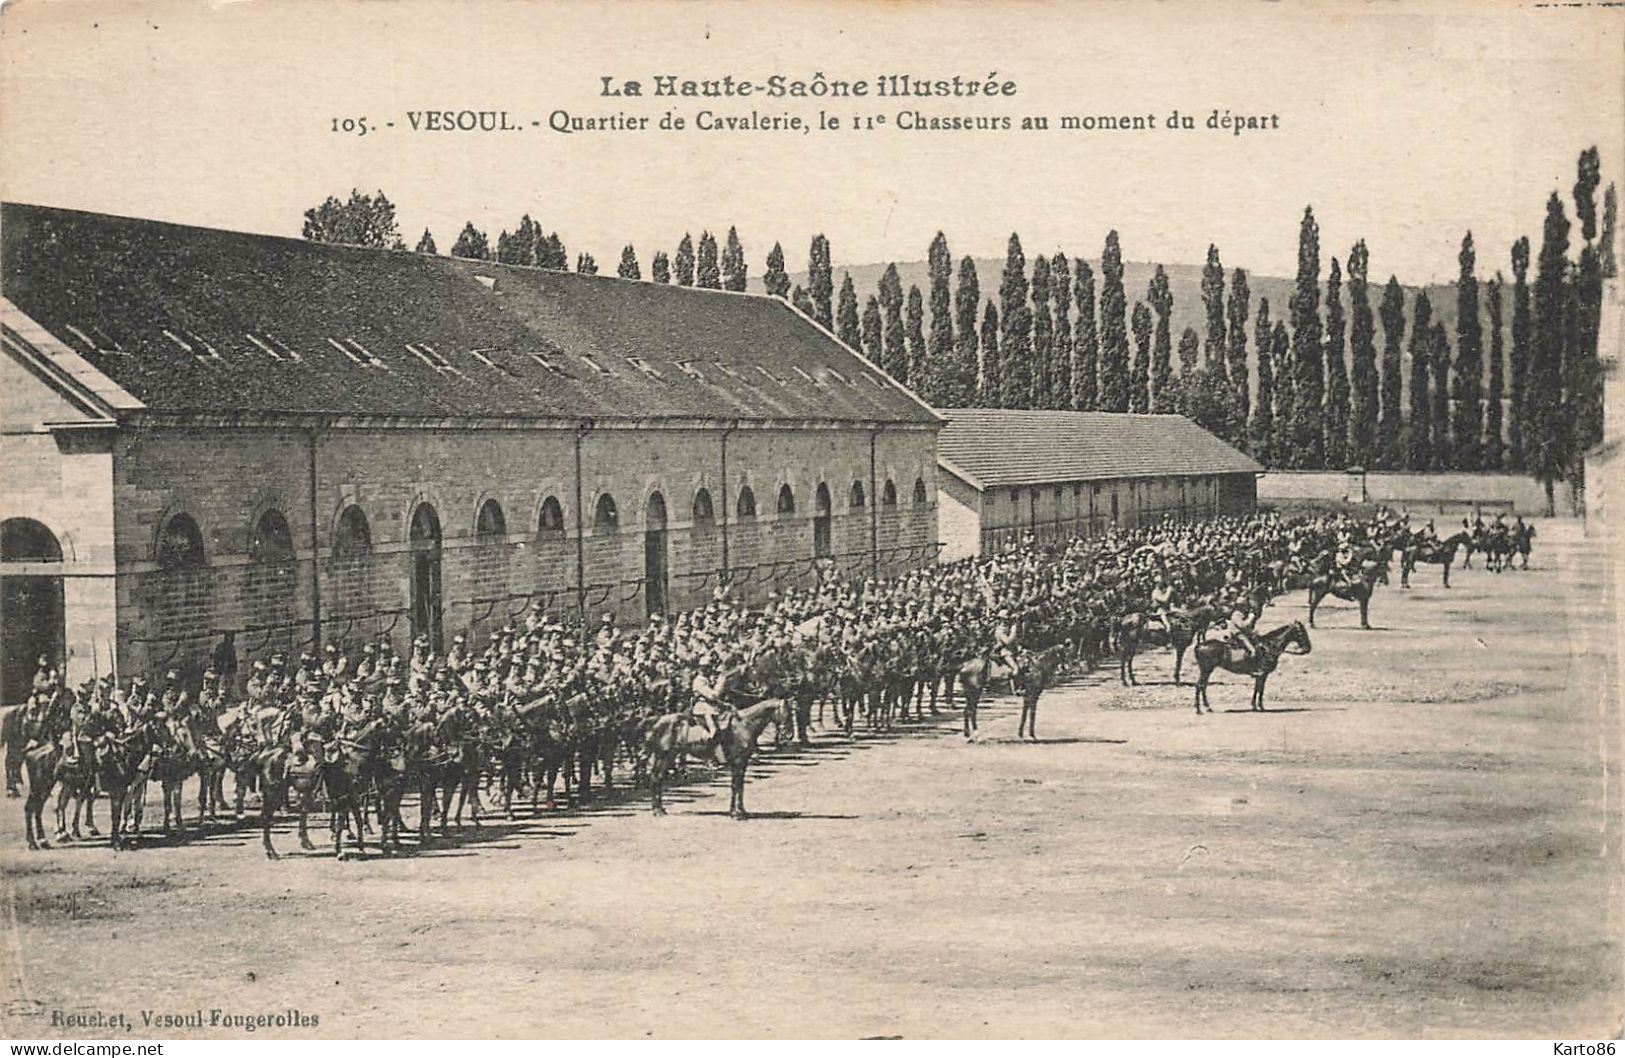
2;518;62;562
249;509;295;563
850;481;866;509
815;482;832;515
334;506;371;558
594;493;619;531
736;485;756;518
647;491;668;530
882;480;898;507
692;488;715;528
776;484;795;515
411;503;442;547
538;496;565;534
157;513;205;569
476;498;506;538
913;477;928;506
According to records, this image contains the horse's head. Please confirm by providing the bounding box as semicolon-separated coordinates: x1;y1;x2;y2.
1283;620;1313;655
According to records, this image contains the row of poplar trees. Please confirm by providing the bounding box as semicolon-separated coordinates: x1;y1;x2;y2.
315;147;1613;509
771;148;1614;509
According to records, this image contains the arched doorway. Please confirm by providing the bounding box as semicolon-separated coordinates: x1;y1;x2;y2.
814;482;832;558
644;492;668;618
409;503;443;653
1;518;65;704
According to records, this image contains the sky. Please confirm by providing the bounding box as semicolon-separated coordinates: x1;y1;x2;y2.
1;0;1622;284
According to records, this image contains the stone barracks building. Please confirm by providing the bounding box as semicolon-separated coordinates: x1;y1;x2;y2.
0;203;941;701
935;409;1261;560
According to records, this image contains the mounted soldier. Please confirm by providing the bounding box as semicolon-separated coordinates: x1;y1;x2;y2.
1222;604;1261;665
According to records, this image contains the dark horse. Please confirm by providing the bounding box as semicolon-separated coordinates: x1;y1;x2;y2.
1117;606;1216;686
1015;646;1066;742
641;697;789;819
955;654;1018;739
1307;561;1388;630
1400;531;1471;589
1191;621;1313;715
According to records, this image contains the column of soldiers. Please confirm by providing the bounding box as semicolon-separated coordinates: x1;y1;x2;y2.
15;507;1436;817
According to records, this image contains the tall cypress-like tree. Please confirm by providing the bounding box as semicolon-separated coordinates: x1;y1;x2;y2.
837;274;861;349
1408;292;1434;470
1347;242;1378;466
1051;254;1073;408
999;235;1033;408
1603;184;1619;280
926;233;955;406
1377;277;1406;469
651;251;671;284
1273;309;1297;463
1571;147;1605;478
1485;275;1506;469
763;242;790;299
575;253;598;275
1130;301;1153;415
1251;298;1275;461
879;263;907;382
1290;207;1325;467
1148;266;1174;413
979;302;1001;406
1099;232;1130;412
861;294;884;368
415;228;438;255
1227;269;1251;445
1529;193;1572;512
1431;321;1451;468
809;234;834;330
1452;233;1485;469
617;245;641;280
953;257;981;406
674;234;696;286
1201;245;1227;378
905;285;926;388
1176;327;1200;416
1030;255;1054;408
696;231;721;289
1074;261;1099;411
721;226;747;292
1508;237;1532;470
1324;257;1349;468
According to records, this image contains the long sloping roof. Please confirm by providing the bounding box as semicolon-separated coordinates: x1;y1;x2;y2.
0;203;938;426
936;408;1262;489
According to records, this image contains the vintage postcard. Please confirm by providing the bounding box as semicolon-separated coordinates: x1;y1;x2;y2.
0;0;1621;1042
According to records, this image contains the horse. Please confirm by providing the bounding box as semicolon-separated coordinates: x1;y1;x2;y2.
93;726;152;850
1191;621;1313;715
1400;531;1471;589
955;654;1016;740
1513;522;1536;569
1116;605;1217;686
641;696;790;818
256;744;328;860
1016;646;1065;741
1306;561;1388;630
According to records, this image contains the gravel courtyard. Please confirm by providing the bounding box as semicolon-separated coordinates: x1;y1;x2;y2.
2;519;1618;1039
